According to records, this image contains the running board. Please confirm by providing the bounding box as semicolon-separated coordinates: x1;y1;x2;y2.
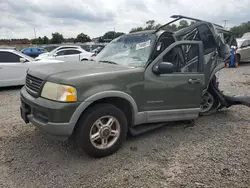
129;123;167;136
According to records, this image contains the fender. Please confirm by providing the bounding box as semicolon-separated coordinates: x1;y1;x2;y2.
69;90;139;126
202;62;225;95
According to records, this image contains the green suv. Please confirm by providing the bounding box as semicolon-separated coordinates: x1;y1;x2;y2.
20;15;246;158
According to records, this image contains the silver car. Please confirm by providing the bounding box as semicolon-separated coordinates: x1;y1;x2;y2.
236;38;250;62
0;49;63;87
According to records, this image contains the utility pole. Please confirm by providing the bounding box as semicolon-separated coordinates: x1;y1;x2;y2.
34;28;37;46
223;20;228;29
34;28;37;39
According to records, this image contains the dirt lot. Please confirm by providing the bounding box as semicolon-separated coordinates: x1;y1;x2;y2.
0;65;250;188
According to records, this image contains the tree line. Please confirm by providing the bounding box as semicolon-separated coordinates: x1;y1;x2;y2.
230;21;250;38
29;31;126;44
1;19;250;45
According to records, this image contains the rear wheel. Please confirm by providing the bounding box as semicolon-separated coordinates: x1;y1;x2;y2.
200;90;219;116
74;104;128;158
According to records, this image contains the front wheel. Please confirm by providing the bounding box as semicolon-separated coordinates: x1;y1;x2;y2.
74;104;128;158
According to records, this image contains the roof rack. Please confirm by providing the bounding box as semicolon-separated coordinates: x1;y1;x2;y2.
155;15;223;32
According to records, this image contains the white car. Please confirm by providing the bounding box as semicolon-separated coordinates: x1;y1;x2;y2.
35;45;83;59
35;48;95;62
0;49;63;87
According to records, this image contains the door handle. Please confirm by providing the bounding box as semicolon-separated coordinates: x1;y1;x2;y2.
188;78;201;84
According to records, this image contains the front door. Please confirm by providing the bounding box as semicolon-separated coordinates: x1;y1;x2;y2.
239;40;250;61
144;41;205;123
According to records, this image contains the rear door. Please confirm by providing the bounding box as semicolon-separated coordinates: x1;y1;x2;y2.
143;41;205;122
63;49;82;62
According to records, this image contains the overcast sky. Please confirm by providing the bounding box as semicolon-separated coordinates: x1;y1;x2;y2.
0;0;250;39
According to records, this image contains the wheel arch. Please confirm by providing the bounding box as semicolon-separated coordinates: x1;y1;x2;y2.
203;63;225;95
235;53;241;61
69;91;138;132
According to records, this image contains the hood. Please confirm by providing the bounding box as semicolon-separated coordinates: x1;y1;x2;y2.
28;61;136;81
36;52;51;58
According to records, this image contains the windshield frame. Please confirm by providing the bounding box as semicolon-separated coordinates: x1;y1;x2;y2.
95;32;157;68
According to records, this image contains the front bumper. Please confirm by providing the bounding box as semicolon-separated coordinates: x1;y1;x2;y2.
20;86;80;140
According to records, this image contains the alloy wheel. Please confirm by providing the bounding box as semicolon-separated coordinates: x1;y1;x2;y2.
89;115;121;150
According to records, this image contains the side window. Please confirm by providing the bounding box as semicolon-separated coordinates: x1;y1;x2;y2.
56;50;67;56
59;47;76;50
65;50;81;55
160;44;200;73
198;25;217;54
246;40;250;46
0;51;22;63
241;40;248;47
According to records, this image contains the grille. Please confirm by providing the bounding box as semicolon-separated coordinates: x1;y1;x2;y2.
25;74;44;97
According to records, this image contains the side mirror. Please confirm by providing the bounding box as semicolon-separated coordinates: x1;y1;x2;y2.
153;62;175;75
19;58;26;63
53;53;57;57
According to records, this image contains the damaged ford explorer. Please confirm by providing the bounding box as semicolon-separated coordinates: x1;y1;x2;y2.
20;15;250;158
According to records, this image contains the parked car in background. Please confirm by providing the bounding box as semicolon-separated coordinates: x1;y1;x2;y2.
21;47;47;58
35;48;95;62
41;45;59;52
242;32;250;38
0;46;18;50
92;46;105;55
236;38;250;62
0;49;63;87
36;45;83;59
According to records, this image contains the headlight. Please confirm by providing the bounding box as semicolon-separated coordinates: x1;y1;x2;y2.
41;82;77;102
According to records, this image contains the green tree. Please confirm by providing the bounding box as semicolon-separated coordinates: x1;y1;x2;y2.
37;37;43;44
230;21;250;38
129;20;160;33
190;21;196;25
42;36;49;44
145;20;156;30
64;38;75;43
178;20;189;29
129;27;144;33
101;31;125;41
50;32;64;44
75;33;91;43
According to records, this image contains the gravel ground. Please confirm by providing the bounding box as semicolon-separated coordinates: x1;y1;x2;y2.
0;64;250;188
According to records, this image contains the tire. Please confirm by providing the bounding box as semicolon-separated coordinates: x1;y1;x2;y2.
81;59;88;61
235;54;240;63
74;103;128;158
200;80;220;116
